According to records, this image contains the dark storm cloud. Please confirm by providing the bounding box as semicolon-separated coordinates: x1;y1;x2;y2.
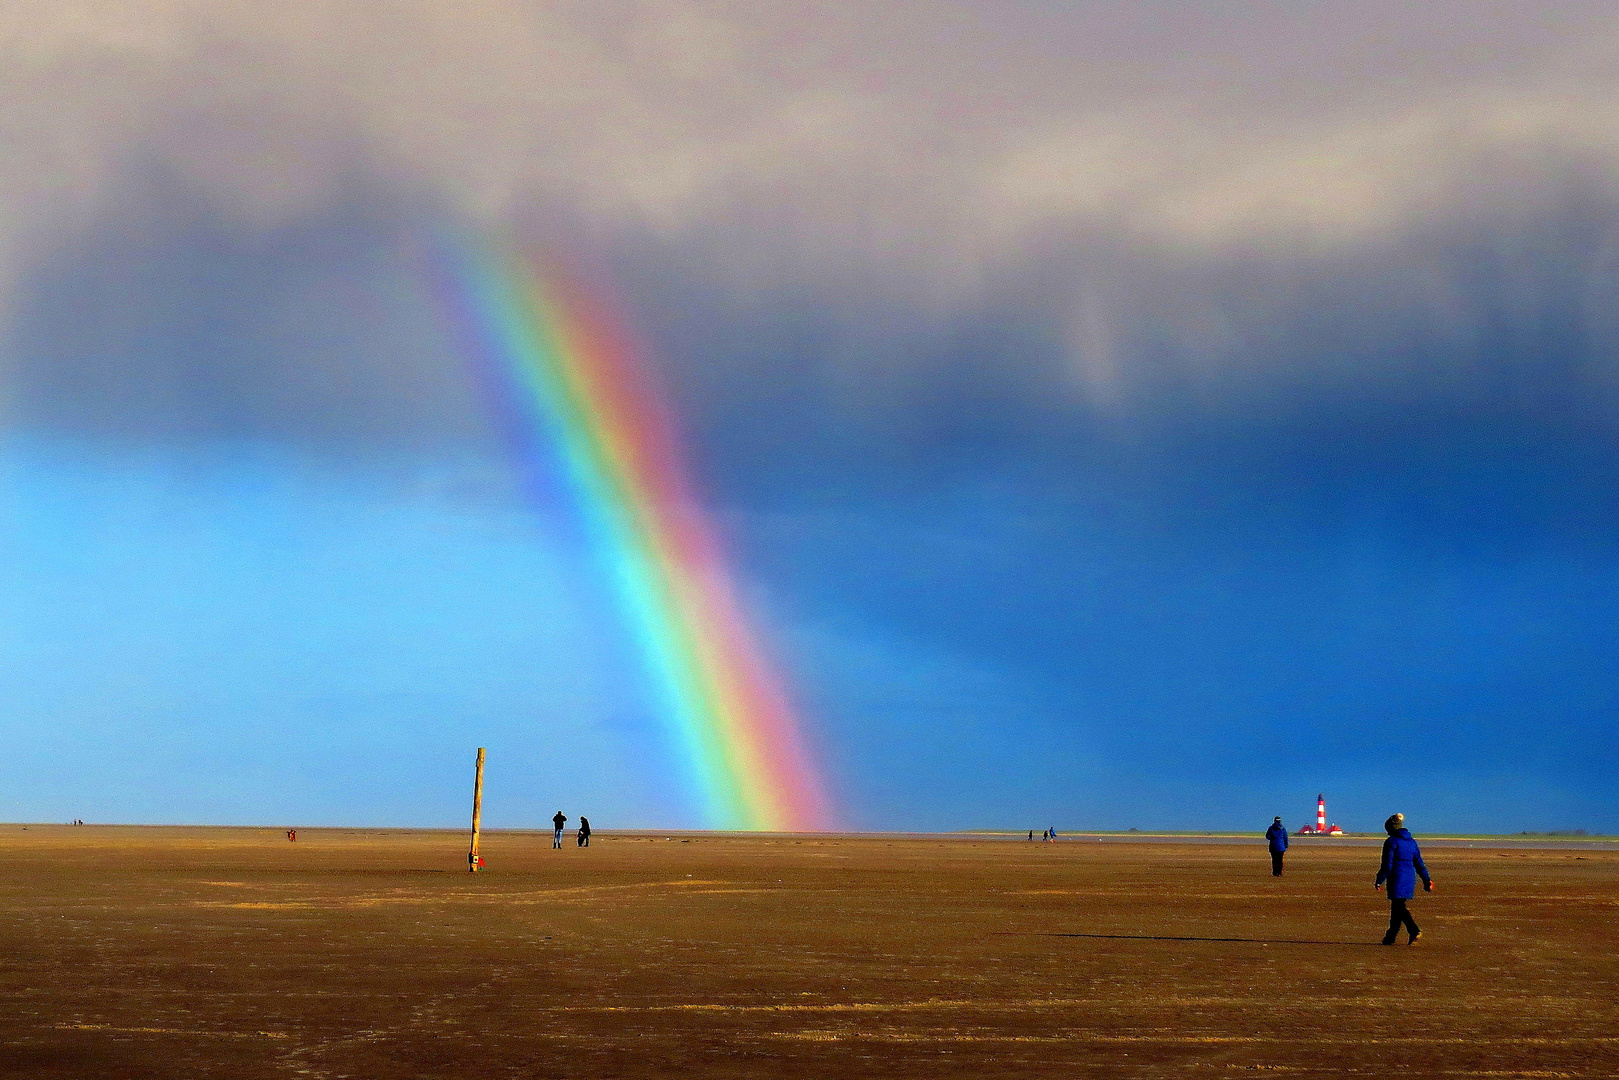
5;161;486;446
6;1;1619;439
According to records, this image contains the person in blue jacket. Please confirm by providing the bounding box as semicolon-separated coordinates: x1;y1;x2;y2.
1375;813;1433;944
1265;816;1289;876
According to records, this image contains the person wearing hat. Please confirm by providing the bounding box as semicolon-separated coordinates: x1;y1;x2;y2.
1375;813;1433;944
1264;816;1290;876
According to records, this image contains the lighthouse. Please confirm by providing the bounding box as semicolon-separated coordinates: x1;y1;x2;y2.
1296;793;1344;836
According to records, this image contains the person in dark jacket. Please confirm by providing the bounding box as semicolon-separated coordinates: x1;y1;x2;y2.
1265;816;1289;876
577;816;591;847
1375;813;1433;944
552;811;568;849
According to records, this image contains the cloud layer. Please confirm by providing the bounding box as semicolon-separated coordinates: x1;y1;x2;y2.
8;3;1619;278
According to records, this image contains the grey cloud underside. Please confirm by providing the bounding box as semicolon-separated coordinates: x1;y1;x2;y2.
7;0;1619;553
5;2;1619;442
8;2;1619;278
7;163;483;447
12;154;1619;504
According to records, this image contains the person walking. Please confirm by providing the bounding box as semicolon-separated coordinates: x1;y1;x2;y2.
1265;816;1289;876
1375;813;1433;944
577;816;591;847
552;810;568;849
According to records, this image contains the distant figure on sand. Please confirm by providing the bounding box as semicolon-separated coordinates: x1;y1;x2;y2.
287;829;296;842
552;811;568;849
1375;813;1433;945
1266;816;1289;876
1028;830;1034;841
577;817;591;847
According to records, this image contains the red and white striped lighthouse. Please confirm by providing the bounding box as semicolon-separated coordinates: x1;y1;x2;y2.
1316;794;1327;833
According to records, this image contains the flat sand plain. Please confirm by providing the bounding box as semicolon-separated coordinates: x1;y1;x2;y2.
2;826;1615;1079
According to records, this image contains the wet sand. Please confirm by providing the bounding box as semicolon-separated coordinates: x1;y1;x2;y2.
2;825;1615;1078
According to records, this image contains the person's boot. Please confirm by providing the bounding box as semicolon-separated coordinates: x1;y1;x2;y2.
1408;931;1421;945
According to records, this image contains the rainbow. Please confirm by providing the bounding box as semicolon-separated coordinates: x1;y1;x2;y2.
426;237;831;831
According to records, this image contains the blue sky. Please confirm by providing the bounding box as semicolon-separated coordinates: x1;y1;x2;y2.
0;2;1616;831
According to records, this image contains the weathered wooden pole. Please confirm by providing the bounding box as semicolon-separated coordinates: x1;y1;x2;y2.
468;747;486;873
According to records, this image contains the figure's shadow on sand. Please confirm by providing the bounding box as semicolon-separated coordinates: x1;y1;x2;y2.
1012;933;1378;947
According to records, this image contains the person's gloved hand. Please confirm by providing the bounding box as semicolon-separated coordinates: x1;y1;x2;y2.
1424;880;1434;892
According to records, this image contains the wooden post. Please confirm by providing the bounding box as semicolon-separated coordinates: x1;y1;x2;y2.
468;747;486;873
